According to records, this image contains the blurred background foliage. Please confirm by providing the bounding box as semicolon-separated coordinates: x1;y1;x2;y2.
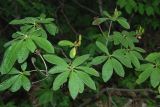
0;0;160;107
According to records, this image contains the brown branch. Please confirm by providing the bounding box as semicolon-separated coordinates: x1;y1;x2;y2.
98;0;103;15
58;0;78;35
72;0;99;15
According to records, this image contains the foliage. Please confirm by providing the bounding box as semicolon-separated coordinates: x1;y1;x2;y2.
0;0;160;106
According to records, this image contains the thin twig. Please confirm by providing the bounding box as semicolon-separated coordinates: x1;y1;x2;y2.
98;0;103;15
72;0;99;15
31;57;46;76
98;25;107;40
38;53;48;76
32;76;48;85
59;0;78;35
108;21;112;38
97;0;109;27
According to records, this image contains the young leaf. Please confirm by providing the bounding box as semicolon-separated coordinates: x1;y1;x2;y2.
103;11;111;18
43;54;68;66
96;41;109;54
76;71;96;90
21;75;31;91
77;66;99;77
53;71;70;90
111;58;125;77
49;66;68;74
32;36;54;53
90;56;108;65
58;40;74;47
69;72;79;99
117;17;130;29
44;23;58;36
70;47;77;58
72;54;90;67
25;38;37;53
102;59;113;82
92;18;107;25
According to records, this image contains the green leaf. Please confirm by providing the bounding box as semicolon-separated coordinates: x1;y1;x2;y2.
49;66;68;74
111;58;125;77
103;11;111;18
96;41;109;54
145;52;160;63
128;52;140;68
32;36;54;53
58;40;74;47
92;18;107;25
77;66;99;77
102;59;113;82
25;38;36;53
1;40;23;74
150;69;160;88
21;75;31;91
44;23;58;36
77;77;84;93
138;3;145;15
76;71;96;90
72;54;90;67
132;51;143;60
17;42;29;63
10;75;22;92
69;47;77;59
113;49;132;68
136;67;153;84
8;68;20;74
0;75;19;91
53;71;70;90
69;72;79;99
133;47;146;53
90;56;108;65
9;17;38;25
146;6;154;16
117;17;130;29
43;54;68;66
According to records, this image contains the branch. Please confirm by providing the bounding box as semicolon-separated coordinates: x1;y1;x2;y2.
58;0;78;35
72;0;99;15
79;87;155;107
98;0;103;15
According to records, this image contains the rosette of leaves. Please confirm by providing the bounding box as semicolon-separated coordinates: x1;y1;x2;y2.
1;15;57;74
90;40;144;82
136;52;160;92
92;9;130;29
58;35;82;58
0;63;31;92
43;54;99;99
